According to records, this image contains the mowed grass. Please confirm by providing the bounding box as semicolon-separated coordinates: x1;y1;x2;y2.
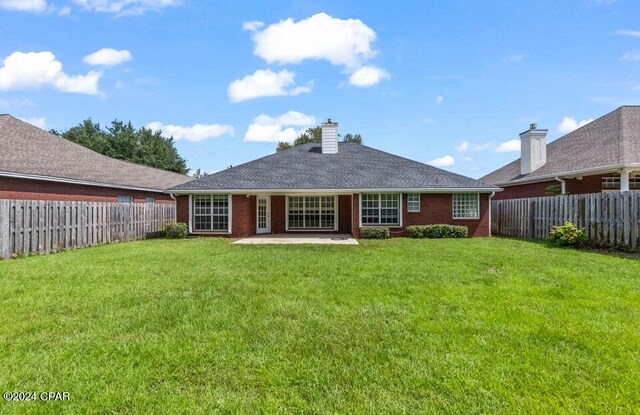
0;237;639;414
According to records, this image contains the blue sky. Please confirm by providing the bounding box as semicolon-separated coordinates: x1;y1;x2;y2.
1;0;639;178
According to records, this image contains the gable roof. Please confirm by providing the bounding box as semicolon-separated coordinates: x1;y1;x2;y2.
481;106;640;186
169;142;498;193
0;115;193;191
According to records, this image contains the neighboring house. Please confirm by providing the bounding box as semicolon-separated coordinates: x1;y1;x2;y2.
0;115;192;203
167;121;499;238
482;106;640;200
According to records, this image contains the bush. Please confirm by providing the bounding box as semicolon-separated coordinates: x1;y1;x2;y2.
360;226;390;239
163;221;188;239
406;224;468;239
547;222;586;248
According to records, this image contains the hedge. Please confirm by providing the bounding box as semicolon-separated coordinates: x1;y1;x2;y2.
405;224;468;239
359;226;390;239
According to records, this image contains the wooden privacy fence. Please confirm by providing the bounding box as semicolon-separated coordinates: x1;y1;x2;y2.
0;200;176;259
491;191;640;249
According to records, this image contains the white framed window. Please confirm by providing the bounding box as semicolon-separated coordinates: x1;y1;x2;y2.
117;195;133;204
145;196;156;204
361;193;401;225
602;176;640;189
407;193;420;212
287;196;336;230
453;193;480;219
192;194;230;232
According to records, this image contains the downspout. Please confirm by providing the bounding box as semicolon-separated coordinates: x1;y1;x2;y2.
488;191;496;237
555;176;566;195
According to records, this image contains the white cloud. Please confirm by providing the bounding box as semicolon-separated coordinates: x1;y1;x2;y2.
455;141;470;152
244;111;316;143
227;69;311;103
20;117;47;129
146;121;234;142
615;30;640;37
557;116;594;134
0;0;47;11
242;20;264;31
621;51;640;61
0;51;101;95
251;13;377;68
429;155;455;167
495;139;521;153
503;54;525;63
84;48;132;66
435;95;444;104
348;65;389;87
72;0;180;15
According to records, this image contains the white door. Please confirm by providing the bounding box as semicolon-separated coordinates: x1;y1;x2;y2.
256;196;271;234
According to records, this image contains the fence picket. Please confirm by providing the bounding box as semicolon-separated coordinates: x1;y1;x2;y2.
0;200;175;259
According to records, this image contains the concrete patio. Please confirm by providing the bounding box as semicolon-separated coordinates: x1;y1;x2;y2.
233;233;358;245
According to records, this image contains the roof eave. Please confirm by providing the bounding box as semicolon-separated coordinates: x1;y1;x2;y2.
166;187;501;195
493;163;640;187
0;170;170;193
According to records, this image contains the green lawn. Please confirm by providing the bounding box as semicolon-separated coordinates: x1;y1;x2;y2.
1;237;639;414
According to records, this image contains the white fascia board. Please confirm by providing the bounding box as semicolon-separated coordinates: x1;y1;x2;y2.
0;170;165;193
496;164;640;187
166;187;501;195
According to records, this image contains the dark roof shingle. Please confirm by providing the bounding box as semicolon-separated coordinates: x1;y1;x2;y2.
481;106;640;185
170;142;497;192
0;115;193;190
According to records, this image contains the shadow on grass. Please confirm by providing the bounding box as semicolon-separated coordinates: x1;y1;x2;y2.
493;235;640;261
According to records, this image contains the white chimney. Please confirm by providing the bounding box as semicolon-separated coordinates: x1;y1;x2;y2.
321;119;338;154
520;123;548;175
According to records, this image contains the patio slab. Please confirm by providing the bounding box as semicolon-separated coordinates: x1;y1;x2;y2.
233;233;358;245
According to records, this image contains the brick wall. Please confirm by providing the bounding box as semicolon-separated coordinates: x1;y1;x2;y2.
175;192;490;238
494;174;626;200
0;176;173;203
401;193;490;237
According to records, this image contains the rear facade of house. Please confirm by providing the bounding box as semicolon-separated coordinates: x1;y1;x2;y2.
0;115;192;203
168;121;499;238
482;106;640;200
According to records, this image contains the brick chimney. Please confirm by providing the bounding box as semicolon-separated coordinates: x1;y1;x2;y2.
321;119;338;154
520;123;548;175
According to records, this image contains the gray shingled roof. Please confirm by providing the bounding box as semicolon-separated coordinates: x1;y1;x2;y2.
481;106;640;185
169;142;497;192
0;115;193;191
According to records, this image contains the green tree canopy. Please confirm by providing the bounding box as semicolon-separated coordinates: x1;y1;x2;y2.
56;119;189;174
276;127;363;152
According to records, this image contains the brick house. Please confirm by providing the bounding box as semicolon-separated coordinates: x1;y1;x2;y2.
481;106;640;200
0;115;192;203
167;121;499;238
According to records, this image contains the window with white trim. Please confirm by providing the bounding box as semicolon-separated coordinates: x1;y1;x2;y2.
193;194;229;232
287;196;336;229
145;196;156;204
117;195;133;204
407;193;420;212
602;177;640;189
361;193;400;225
453;193;480;219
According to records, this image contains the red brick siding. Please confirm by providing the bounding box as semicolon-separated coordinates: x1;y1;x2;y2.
271;196;286;233
351;193;360;238
495;174;626;200
338;195;352;234
176;195;189;224
401;193;489;237
231;195;255;237
0;176;173;203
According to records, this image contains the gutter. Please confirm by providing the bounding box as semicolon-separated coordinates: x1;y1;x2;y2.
554;176;567;194
164;187;502;195
494;163;640;187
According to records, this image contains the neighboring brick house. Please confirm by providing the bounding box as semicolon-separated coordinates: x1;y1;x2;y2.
167;121;499;238
0;115;192;203
481;106;640;200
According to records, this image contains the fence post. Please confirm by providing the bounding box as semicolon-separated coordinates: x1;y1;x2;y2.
0;200;9;259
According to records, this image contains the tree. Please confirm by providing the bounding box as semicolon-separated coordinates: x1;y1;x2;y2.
192;169;209;179
276;126;363;152
57;118;189;174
